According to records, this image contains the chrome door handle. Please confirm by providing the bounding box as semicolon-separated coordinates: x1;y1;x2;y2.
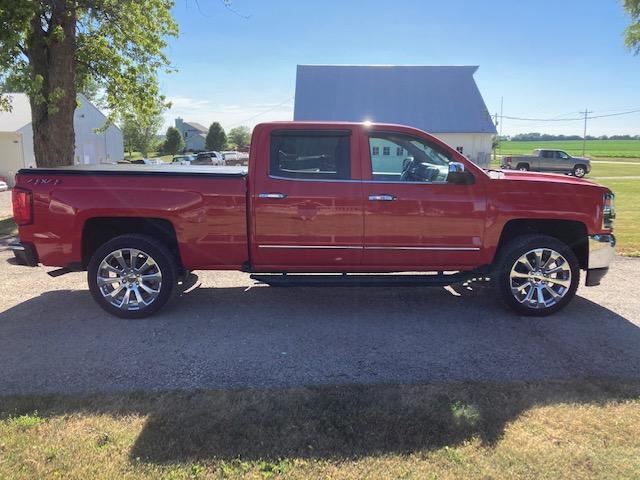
368;194;396;201
258;192;287;199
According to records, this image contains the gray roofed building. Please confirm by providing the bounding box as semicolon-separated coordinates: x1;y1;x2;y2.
175;117;208;151
293;65;496;167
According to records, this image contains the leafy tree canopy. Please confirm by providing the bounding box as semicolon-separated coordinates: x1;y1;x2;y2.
163;126;184;155
205;122;226;151
624;0;640;53
227;125;251;148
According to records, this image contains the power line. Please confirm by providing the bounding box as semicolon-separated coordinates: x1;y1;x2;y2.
228;96;294;128
502;108;640;122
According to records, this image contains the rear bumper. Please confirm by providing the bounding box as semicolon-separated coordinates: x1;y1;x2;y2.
585;234;615;286
8;242;39;267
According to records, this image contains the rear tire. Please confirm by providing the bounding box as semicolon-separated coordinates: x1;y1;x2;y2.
493;234;580;316
573;165;587;177
87;234;178;319
516;163;529;171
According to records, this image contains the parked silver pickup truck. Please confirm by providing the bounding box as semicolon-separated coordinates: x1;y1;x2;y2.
501;149;591;177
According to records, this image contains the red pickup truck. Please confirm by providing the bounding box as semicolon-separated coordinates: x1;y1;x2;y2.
11;121;616;318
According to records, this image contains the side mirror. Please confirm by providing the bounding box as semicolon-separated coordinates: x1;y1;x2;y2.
448;162;475;185
449;162;465;173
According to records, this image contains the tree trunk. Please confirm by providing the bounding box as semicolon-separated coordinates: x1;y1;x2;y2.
26;2;77;167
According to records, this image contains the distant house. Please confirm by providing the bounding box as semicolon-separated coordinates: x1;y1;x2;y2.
293;65;497;167
175;117;207;151
0;93;123;186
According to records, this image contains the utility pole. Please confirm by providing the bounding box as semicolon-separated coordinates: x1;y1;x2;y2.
581;108;593;157
493;112;499;162
499;96;504;156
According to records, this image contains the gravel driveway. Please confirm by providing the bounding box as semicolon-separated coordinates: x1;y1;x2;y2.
0;250;639;395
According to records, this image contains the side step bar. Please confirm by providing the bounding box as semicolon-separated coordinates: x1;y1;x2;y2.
250;272;486;288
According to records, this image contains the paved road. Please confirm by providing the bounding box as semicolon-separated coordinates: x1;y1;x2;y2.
0;251;639;395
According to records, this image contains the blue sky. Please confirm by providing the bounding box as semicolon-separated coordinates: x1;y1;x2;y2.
159;0;640;136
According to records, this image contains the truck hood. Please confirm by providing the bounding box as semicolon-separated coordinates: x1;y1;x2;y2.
492;169;600;187
572;156;591;163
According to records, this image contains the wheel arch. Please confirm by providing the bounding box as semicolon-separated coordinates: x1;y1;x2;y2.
495;219;588;269
81;217;182;269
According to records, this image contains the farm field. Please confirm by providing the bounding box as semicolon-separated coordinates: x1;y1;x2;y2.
499;139;640;158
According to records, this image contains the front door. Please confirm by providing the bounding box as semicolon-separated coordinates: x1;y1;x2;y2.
362;131;487;271
252;128;363;270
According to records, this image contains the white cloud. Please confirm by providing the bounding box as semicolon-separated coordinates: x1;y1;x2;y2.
163;96;294;132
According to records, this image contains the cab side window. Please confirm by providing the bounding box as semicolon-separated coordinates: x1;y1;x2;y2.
270;130;351;180
369;133;451;182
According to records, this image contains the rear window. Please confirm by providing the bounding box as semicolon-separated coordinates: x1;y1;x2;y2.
270;130;351;180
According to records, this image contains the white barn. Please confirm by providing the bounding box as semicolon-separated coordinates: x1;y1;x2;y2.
0;93;123;185
293;65;497;168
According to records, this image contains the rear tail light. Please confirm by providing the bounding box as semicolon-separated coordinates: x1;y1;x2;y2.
602;192;615;230
12;188;33;226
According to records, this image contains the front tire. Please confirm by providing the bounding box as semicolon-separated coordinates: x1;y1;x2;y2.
573;165;587;178
87;234;178;319
516;163;529;172
494;234;580;316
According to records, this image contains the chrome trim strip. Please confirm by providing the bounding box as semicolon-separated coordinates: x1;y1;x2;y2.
258;245;480;251
365;246;480;251
258;245;362;250
8;243;25;251
267;174;450;185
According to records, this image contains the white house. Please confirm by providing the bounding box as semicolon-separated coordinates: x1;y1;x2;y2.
293;65;497;168
0;93;123;185
175;117;207;151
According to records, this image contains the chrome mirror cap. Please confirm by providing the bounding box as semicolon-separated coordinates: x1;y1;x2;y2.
449;162;465;173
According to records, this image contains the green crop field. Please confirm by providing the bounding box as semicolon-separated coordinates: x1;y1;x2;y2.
498;140;640;158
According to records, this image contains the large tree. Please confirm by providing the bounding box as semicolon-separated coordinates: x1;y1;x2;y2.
205;122;226;151
227;125;251;149
0;1;177;167
122;107;165;157
624;0;640;53
163;126;184;155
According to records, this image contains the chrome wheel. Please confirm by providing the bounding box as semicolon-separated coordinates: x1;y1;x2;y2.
574;167;586;177
97;248;162;311
509;248;572;309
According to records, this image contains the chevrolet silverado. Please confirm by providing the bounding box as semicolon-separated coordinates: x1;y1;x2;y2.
11;122;615;318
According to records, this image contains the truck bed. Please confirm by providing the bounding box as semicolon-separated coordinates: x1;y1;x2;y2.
15;164;249;270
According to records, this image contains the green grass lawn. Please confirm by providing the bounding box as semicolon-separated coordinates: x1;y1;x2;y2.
499;139;640;158
124;151;173;163
2;380;640;479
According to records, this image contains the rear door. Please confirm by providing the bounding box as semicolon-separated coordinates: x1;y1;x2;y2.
538;150;555;171
251;127;363;270
361;130;487;271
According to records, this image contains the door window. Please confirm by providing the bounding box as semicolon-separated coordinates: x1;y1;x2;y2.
270;131;351;180
555;151;569;159
369;133;451;182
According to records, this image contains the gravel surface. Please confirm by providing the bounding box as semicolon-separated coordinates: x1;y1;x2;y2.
0;250;639;395
0;191;11;218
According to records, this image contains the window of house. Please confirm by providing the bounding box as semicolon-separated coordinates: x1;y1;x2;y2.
456;146;464;154
396;147;404;156
383;146;390;156
368;133;451;182
270;130;351;180
372;146;380;156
